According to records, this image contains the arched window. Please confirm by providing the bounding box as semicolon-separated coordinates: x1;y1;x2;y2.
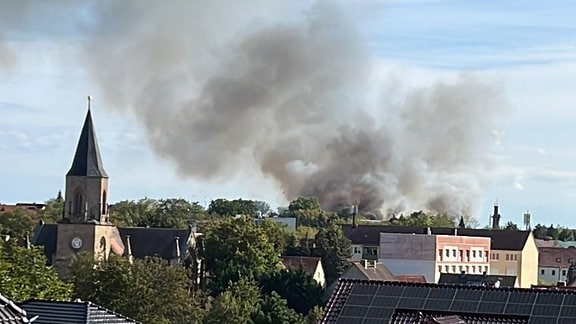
102;190;107;215
74;190;83;214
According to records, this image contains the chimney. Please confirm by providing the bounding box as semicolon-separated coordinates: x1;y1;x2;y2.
363;259;368;269
491;204;501;230
174;236;181;263
125;235;133;264
352;203;358;228
454;228;458;236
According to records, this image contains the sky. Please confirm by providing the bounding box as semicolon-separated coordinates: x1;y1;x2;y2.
1;0;576;228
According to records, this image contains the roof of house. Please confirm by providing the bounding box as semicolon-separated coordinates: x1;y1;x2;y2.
282;256;322;274
535;239;560;248
538;246;576;268
321;279;576;324
0;294;32;323
31;223;58;263
438;273;517;288
346;261;397;281
118;227;192;260
66;109;108;177
342;225;532;251
20;299;140;324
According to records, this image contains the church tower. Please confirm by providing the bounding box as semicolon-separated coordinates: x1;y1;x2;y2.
63;101;109;224
53;98;124;277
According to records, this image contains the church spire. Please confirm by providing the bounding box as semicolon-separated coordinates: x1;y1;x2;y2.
66;97;108;178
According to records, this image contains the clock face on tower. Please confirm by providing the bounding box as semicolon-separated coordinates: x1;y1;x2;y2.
71;237;83;249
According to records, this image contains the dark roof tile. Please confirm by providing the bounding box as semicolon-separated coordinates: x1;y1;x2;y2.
20;299;140;323
67;109;108;177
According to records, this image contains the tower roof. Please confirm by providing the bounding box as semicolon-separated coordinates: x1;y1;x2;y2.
66;109;108;177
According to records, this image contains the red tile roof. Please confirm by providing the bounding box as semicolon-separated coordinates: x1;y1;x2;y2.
282;256;322;275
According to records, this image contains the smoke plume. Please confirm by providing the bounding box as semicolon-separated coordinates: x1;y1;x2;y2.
2;1;506;218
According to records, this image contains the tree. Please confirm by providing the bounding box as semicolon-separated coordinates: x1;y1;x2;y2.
503;221;519;231
254;200;272;216
40;192;65;223
252;291;303;324
0;208;36;238
203;217;279;294
260;219;289;256
314;223;351;284
0;239;72;302
259;268;323;315
281;197;330;228
109;198;158;227
204;277;260;324
71;254;203;323
207;198;258;217
110;198;205;228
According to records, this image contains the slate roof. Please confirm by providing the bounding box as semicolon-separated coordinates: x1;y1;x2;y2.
118;227;192;260
0;294;33;323
439;273;517;288
321;279;576;324
347;261;397;281
20;300;140;324
342;225;532;251
31;223;57;264
67;109;108;177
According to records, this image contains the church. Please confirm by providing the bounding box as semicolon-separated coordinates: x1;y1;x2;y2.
33;101;197;277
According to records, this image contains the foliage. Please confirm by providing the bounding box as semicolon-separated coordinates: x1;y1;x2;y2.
252;291;303;324
71;254;203;323
40;193;65;223
0;208;36;238
204;277;260;324
304;306;325;323
503;221;520;231
0;239;72;302
110;197;205;228
388;211;456;228
207;198;258;217
259;268;323;315
260;219;290;256
254;200;272;216
314;223;351;284
203;217;279;294
281;197;330;227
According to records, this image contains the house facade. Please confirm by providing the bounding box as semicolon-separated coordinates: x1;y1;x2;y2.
343;224;539;288
537;246;576;285
379;232;490;283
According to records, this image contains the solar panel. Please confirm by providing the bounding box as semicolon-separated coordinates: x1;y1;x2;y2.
371;296;400;307
396;297;426;309
560;306;576;317
351;284;379;296
376;284;405;296
477;301;506;314
532;304;561;316
480;289;510;302
346;294;374;306
365;307;393;319
336;316;363;324
535;293;564;305
504;303;534;315
402;285;430;298
450;300;478;312
427;287;456;299
455;288;484;301
508;291;536;304
340;305;369;317
423;298;453;311
529;316;558;324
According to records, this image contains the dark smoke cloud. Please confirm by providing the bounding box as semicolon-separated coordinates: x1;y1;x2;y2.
2;1;506;218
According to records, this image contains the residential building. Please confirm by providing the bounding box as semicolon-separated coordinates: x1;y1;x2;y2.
281;256;325;288
322;279;576;323
379;232;490;283
343;225;539;288
537;246;576;285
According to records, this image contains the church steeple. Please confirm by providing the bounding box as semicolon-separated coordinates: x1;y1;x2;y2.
63;97;109;224
66;100;108;178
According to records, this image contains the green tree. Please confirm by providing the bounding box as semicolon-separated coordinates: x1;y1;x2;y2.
254;200;272;216
0;208;36;238
110;198;204;228
40;192;65;223
204;277;260;324
0;239;72;302
259;268;323;315
533;224;548;239
260;219;290;256
504;221;520;231
314;223;351;284
252;291;303;324
109;198;158;227
208;198;258;217
71;254;203;323
281;197;330;228
203;217;279;294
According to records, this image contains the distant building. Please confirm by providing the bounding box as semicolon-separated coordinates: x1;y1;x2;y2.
439;272;517;288
537;246;576;285
281;256;325;288
32;105;199;277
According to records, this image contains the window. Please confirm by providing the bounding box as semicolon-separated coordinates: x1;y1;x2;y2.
353;247;361;254
479;250;483;258
102;190;107;215
445;249;450;257
445;265;449;272
452;249;457;257
552;270;556;276
556;257;562;263
514;254;518;261
438;266;442;273
541;269;545;275
569;258;574;264
472;250;477;258
74;191;83;214
563;270;567;276
452;265;456;273
506;254;510;261
472;266;476;273
438;249;443;260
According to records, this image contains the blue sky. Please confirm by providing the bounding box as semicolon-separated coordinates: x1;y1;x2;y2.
2;0;576;227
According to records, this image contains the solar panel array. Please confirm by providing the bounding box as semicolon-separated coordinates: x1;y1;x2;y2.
324;280;576;324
